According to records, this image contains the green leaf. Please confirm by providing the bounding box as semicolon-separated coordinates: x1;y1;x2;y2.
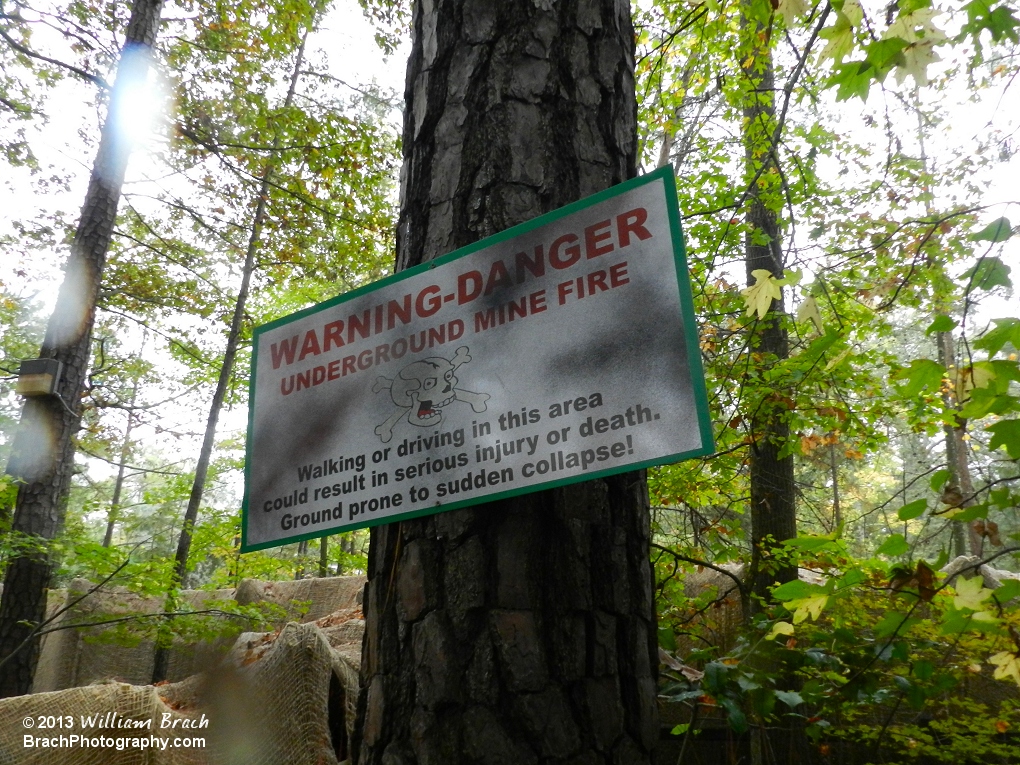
959;389;1015;420
658;625;677;652
944;503;989;522
775;690;804;708
802;330;842;363
985;4;1020;41
703;662;729;694
974;319;1020;356
718;696;749;733
772;579;825;601
987;419;1020;459
894;675;927;709
875;611;920;638
785;534;839;552
965;0;1020;43
893;358;944;397
828;60;881;101
876;533;909;557
929;469;952;492
926;315;957;334
993;579;1020;605
970;217;1013;242
897;499;927;521
864;36;907;70
913;660;934;681
963;256;1012;290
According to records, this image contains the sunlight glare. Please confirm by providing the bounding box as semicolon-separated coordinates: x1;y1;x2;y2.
108;44;169;153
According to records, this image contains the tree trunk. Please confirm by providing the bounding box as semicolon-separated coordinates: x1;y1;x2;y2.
103;384;138;548
0;0;164;698
352;1;657;763
319;535;329;577
150;23;314;685
740;13;797;606
936;330;980;555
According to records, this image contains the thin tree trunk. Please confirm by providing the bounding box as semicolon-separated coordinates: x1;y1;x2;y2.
103;384;138;548
150;25;312;684
319;536;329;577
352;2;657;763
829;439;841;531
740;13;797;606
295;540;309;580
936;330;980;555
911;90;980;557
0;0;164;698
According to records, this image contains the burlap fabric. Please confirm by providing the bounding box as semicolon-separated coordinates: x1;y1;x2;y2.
32;576;365;693
0;612;364;765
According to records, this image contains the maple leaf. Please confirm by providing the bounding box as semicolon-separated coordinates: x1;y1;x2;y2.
820;17;856;62
787;594;828;624
797;295;824;333
819;0;864;62
895;40;942;86
883;8;949;86
989;651;1020;686
842;0;864;26
777;0;810;28
954;576;994;611
740;269;783;320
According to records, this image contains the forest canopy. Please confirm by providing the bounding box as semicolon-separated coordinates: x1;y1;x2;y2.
1;0;1019;756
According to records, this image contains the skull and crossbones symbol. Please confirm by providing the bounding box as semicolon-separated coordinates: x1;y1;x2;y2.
371;346;489;443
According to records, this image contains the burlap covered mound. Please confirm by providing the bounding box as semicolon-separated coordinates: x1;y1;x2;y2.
0;682;208;765
32;575;365;693
234;576;364;623
34;580;237;692
0;612;364;765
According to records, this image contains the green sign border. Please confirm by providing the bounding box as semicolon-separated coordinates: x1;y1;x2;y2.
241;166;714;552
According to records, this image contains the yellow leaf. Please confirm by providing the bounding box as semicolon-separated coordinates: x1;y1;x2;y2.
953;576;993;611
777;0;810;27
956;363;996;403
819;1;861;63
740;270;783;320
989;652;1020;687
797;296;824;333
787;595;828;624
895;41;942;87
885;8;945;42
767;621;795;640
884;8;948;86
971;610;999;624
824;347;852;372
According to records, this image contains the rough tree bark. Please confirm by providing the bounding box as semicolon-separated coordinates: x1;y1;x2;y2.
0;0;164;697
740;13;797;605
352;1;658;763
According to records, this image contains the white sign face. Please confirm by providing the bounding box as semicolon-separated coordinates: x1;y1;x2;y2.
242;168;713;551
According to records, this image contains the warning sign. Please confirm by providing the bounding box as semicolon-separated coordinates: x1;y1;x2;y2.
241;167;713;551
